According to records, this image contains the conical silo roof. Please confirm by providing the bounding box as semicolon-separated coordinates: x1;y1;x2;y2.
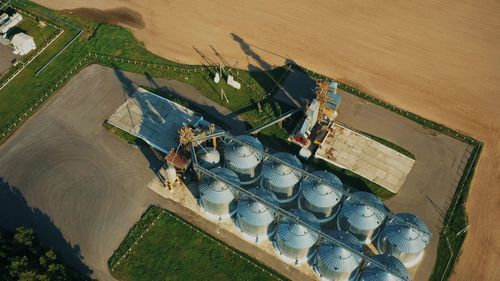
381;213;430;254
276;209;320;249
237;188;278;226
316;230;363;274
360;254;409;281
199;167;239;204
196;147;220;168
302;171;344;208
223;135;263;170
262;152;303;188
341;192;386;231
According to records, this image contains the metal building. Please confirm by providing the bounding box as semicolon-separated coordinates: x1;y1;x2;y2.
261;152;303;204
314;230;363;281
236;188;279;243
199;167;240;220
337;192;387;244
299;170;344;223
274;209;320;265
358;254;409;281
223;135;264;184
196;147;221;169
377;213;430;267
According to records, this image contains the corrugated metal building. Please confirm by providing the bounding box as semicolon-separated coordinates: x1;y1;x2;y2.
377;213;430;267
337;192;387;244
314;230;363;281
236;188;279;243
261;152;303;204
299;170;344;223
358;254;409;281
199;167;240;220
223;135;264;184
274;209;320;265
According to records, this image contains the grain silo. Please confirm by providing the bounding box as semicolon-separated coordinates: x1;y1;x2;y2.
358;254;409;281
199;167;240;221
261;152;303;204
196;147;220;169
314;230;363;281
236;187;279;243
377;213;430;267
223;135;264;184
299;170;344;223
337;192;387;244
274;209;320;265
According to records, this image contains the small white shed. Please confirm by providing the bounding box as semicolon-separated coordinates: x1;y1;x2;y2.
12;32;36;55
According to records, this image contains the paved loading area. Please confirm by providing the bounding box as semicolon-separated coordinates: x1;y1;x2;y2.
316;123;415;193
107;87;205;153
0;65;293;281
336;89;471;281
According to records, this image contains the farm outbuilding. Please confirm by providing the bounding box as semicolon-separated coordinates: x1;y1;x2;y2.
11;32;36;55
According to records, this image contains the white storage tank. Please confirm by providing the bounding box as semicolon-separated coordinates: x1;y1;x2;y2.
223;135;264;184
261;152;303;204
196;147;220;169
199;167;240;221
314;231;363;281
274;209;319;265
377;213;430;267
299;170;344;223
337;192;387;244
236;188;279;243
359;254;409;281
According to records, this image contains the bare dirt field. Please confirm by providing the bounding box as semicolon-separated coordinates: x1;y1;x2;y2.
31;1;500;280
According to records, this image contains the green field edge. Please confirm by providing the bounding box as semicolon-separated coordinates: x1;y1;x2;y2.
108;206;288;281
0;2;483;280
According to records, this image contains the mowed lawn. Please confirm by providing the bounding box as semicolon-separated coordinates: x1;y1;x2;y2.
112;211;279;281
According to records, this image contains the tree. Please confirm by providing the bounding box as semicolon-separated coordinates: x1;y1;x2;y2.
14;227;36;248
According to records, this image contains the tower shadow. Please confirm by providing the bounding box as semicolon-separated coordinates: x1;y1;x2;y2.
0;177;93;278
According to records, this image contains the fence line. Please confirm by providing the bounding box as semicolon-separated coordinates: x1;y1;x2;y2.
0;23;63;91
110;209;166;272
109;208;282;280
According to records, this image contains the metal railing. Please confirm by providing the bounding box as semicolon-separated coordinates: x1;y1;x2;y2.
190;131;422;280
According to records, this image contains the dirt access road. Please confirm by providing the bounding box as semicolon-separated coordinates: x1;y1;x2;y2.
31;1;500;279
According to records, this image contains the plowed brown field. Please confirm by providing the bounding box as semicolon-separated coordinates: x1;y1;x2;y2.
33;1;500;280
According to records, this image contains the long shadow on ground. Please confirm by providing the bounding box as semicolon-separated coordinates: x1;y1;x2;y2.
0;177;93;278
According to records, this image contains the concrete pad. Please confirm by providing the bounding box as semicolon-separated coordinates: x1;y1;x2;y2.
107;87;205;153
316;123;415;193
